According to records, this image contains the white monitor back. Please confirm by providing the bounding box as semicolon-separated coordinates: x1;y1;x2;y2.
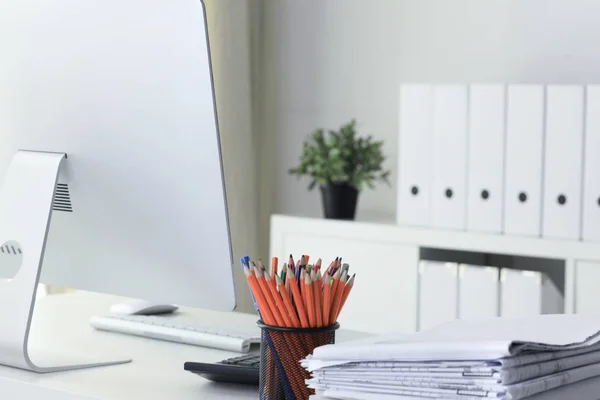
0;0;236;311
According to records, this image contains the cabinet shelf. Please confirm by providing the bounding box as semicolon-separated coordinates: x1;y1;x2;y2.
270;214;600;334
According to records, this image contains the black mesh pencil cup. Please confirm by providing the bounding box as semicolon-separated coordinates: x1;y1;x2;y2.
258;321;339;400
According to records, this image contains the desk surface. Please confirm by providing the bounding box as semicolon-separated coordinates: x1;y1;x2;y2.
0;292;365;399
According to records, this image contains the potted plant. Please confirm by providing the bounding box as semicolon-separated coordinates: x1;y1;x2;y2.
289;119;390;220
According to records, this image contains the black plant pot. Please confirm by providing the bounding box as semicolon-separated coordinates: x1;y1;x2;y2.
320;182;359;220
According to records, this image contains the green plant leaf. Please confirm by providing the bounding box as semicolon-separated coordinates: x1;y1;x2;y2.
288;119;391;191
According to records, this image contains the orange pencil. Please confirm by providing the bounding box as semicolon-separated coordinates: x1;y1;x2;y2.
328;269;342;324
254;266;286;327
283;263;291;294
257;259;266;271
299;256;307;272
334;274;355;322
315;258;322;272
266;268;278;291
329;269;342;305
304;273;316;327
259;268;304;399
299;267;306;290
304;255;310;265
340;269;348;284
312;270;323;327
330;271;347;325
330;269;348;322
331;258;341;276
316;269;323;284
287;266;309;328
323;274;332;326
244;266;275;325
323;257;337;278
275;275;301;328
274;274;310;358
264;270;292;327
271;257;278;276
300;269;309;319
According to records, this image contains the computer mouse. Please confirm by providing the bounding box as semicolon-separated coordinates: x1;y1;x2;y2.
110;300;179;316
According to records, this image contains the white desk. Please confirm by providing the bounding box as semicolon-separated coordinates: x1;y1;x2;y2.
0;292;365;399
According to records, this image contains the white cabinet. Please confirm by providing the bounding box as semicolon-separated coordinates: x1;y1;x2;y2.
272;231;419;334
271;215;600;334
583;86;600;242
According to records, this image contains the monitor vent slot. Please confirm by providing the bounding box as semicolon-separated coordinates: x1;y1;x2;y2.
53;183;73;213
0;243;22;255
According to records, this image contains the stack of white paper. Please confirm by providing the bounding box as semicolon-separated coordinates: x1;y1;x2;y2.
303;315;600;399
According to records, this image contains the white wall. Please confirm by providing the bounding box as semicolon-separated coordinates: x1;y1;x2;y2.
259;0;600;222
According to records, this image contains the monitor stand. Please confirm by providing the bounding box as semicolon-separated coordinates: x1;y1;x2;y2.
0;150;131;373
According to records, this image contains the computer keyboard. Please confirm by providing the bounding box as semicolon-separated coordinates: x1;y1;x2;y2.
90;314;261;353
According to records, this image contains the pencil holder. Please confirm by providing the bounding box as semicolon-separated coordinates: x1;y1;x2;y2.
258;321;339;400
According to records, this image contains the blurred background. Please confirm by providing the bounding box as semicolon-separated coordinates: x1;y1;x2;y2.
39;0;600;333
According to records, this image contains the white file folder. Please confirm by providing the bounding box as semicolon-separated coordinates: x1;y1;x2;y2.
575;261;600;314
418;261;458;331
397;84;433;227
431;85;468;230
541;273;563;315
467;85;506;233
504;85;545;236
458;265;499;320
582;86;600;242
542;85;584;240
500;269;542;317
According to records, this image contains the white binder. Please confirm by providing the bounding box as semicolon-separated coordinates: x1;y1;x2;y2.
582;85;600;242
500;269;542;317
458;265;499;320
418;261;458;331
431;85;468;230
542;85;584;240
466;85;506;233
397;84;433;227
541;273;564;315
575;261;600;314
504;85;545;236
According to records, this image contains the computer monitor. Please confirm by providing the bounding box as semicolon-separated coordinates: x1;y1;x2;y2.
0;0;235;372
